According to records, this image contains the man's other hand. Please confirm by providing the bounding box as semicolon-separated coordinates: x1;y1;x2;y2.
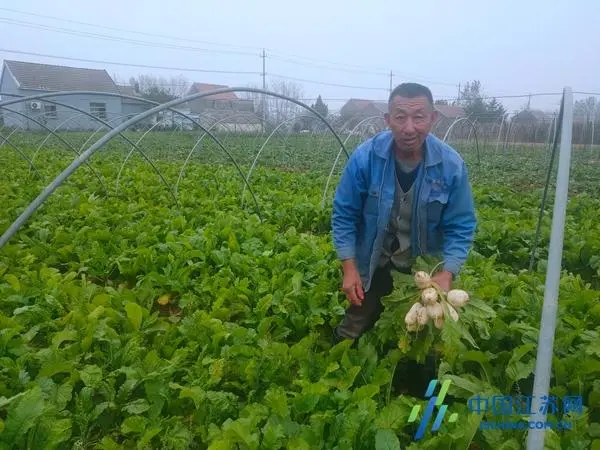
342;259;365;306
431;270;453;292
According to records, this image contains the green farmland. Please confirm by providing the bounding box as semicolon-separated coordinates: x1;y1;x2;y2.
1;131;599;449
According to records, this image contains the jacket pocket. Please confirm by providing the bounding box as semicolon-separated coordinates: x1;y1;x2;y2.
426;190;449;224
364;185;380;216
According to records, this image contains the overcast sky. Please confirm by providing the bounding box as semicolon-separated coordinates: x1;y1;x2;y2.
1;0;599;112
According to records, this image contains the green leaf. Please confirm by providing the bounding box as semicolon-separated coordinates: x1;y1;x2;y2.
125;302;143;330
0;392;26;409
51;329;78;349
590;423;600;438
351;384;380;402
1;386;44;442
4;274;20;291
79;365;103;388
375;429;400;450
42;418;72;449
375;400;411;430
291;271;303;294
121;416;148;434
506;343;536;382
123;399;150;415
287;437;311;450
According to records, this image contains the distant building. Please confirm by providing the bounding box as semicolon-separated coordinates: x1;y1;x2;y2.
117;84;151;120
340;99;387;121
184;83;260;132
435;104;466;120
512;109;554;124
0;60;123;130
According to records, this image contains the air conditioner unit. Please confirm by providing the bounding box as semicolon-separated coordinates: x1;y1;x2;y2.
30;101;42;110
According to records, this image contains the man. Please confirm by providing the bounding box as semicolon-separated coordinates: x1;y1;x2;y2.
331;82;476;343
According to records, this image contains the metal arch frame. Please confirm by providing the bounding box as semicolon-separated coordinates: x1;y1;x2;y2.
442;116;481;165
175;111;275;198
241;112;319;206
0;87;349;251
115;117;186;195
321;115;386;208
495;113;509;152
0;92;178;204
0;89;348;158
338;114;387;136
0;129;42;179
0;112;31;146
0;92;258;206
0;105;107;189
30;112;122;163
432;115;454;136
70;113;133;159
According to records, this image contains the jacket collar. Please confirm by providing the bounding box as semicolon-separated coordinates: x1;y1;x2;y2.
374;131;442;167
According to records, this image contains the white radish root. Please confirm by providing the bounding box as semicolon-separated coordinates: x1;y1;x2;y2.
421;287;438;305
446;303;460;322
417;306;430;326
414;271;432;289
405;302;422;326
426;302;444;320
447;289;470;308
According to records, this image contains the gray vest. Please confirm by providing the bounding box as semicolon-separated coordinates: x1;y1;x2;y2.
379;158;420;269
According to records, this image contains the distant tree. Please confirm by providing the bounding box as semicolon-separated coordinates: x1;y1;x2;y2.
128;74;190;103
574;96;600;118
239;79;304;128
311;95;328;117
434;99;449;106
459;80;505;122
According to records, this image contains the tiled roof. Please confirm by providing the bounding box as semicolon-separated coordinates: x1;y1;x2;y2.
188;83;239;100
4;60;119;93
435;104;466;118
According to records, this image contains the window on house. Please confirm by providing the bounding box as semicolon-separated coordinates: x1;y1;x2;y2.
90;102;107;120
44;104;57;118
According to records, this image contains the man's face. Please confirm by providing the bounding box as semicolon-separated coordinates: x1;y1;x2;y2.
384;95;437;153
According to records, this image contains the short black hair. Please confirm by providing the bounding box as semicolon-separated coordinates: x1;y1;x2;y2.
388;82;434;107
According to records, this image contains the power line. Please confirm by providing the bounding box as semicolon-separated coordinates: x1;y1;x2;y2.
0;6;461;87
0;6;263;53
268;53;388;77
0;17;258;57
0;48;261;75
0;48;571;103
268;73;388;91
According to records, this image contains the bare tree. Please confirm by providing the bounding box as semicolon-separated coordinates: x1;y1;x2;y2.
127;74;191;102
239;79;304;126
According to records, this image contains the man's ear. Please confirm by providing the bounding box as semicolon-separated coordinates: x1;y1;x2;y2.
430;109;439;124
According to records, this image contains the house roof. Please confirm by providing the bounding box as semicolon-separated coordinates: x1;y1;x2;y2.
3;60;119;93
513;109;553;121
188;83;239;100
341;99;388;116
435;104;466;118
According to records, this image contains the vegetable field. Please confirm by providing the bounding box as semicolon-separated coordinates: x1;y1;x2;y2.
1;132;599;449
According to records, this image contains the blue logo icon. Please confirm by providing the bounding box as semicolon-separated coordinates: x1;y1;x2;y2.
407;379;458;440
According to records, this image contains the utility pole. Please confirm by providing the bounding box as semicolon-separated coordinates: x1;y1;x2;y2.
527;93;532;110
261;48;266;134
389;70;393;95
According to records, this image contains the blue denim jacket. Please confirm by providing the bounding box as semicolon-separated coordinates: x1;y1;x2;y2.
331;130;477;292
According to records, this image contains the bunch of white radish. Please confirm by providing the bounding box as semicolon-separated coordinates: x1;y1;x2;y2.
405;269;470;332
